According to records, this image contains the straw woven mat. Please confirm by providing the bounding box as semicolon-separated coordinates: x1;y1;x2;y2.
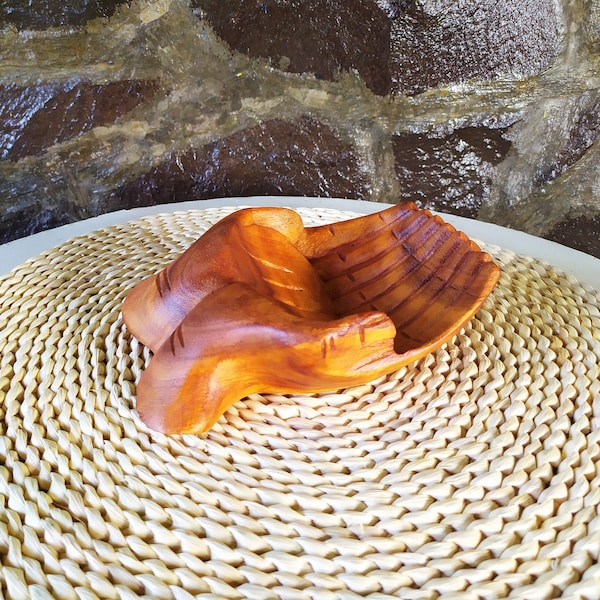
1;205;600;600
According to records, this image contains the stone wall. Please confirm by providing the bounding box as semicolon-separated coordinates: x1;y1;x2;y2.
1;0;599;257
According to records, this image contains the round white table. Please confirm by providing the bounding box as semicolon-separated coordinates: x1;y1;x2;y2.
3;196;599;290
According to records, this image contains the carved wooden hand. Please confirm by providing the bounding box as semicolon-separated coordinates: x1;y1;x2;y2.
122;204;500;434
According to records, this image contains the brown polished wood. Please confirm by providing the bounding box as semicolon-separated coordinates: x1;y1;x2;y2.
122;204;500;434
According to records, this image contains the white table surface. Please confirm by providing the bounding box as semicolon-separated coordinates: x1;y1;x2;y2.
2;196;600;291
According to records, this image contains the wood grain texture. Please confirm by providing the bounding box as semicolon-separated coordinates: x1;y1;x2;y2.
122;204;500;433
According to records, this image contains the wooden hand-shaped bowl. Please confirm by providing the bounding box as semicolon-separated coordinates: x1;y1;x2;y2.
122;203;500;434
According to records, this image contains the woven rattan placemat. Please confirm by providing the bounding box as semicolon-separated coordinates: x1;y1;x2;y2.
1;206;599;600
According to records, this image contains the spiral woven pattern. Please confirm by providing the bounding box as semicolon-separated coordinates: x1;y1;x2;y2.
1;206;599;600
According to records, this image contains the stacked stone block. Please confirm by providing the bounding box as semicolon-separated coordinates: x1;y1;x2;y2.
1;0;598;256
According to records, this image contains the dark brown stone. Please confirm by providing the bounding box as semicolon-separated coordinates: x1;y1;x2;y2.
112;116;368;210
0;79;161;161
545;215;600;259
0;0;125;29
392;126;512;218
0;171;99;244
0;199;68;244
386;0;562;95
194;0;392;96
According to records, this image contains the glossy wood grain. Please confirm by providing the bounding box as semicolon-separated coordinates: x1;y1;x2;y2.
122;204;500;434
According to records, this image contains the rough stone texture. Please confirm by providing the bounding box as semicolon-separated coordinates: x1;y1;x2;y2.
478;90;600;249
112;117;368;211
535;94;600;187
1;79;160;161
392;126;512;218
195;0;562;97
383;0;563;95
547;215;600;257
0;0;599;259
0;0;126;29
195;0;392;96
